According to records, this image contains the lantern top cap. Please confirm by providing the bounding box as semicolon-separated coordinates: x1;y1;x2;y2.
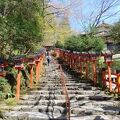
0;66;4;68
76;52;80;54
14;58;24;63
89;51;100;54
35;53;41;56
37;48;45;53
82;52;87;54
73;51;77;53
13;54;26;60
102;50;113;56
102;50;113;62
0;66;4;72
66;50;70;52
27;54;35;58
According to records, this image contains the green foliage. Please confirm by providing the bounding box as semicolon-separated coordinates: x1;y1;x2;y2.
91;36;105;52
55;40;64;48
20;77;28;94
112;60;120;71
0;78;8;91
0;77;11;99
5;98;17;106
64;35;105;52
0;0;44;58
64;36;82;52
0;91;4;100
111;21;120;42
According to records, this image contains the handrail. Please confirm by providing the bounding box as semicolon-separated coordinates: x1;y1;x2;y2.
53;59;70;119
59;65;70;120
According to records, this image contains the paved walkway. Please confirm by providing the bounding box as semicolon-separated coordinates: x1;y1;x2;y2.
1;58;120;120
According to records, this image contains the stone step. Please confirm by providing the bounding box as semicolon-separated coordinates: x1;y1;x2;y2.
66;83;87;86
34;87;63;91
33;95;65;101
30;89;85;94
89;95;112;101
92;101;119;107
36;84;62;87
70;100;89;107
71;107;120;116
5;111;67;120
20;94;86;101
47;80;78;83
67;90;83;94
37;83;89;87
83;90;101;95
18;100;66;106
12;105;67;114
70;115;120;120
29;90;62;95
19;99;91;107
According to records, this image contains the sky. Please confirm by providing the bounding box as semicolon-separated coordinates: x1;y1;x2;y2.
50;0;120;32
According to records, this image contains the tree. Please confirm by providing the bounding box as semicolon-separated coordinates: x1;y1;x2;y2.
111;21;120;42
0;0;44;58
40;0;73;46
91;0;120;28
55;40;64;48
71;0;120;32
64;35;105;52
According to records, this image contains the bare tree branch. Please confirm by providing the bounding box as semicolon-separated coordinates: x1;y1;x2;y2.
100;9;120;22
90;0;120;27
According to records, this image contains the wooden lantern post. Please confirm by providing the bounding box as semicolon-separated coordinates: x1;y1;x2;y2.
75;52;80;72
0;66;6;77
62;50;65;61
69;53;72;69
59;49;62;58
73;51;76;70
35;54;41;82
90;52;98;86
14;59;24;101
28;56;35;89
64;51;67;64
66;50;70;65
55;48;60;58
102;68;106;88
104;52;113;92
117;74;120;93
72;51;78;70
39;54;44;79
67;51;70;67
84;53;89;80
79;53;83;74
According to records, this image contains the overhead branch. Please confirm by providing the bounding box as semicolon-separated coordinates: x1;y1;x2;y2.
92;0;120;27
100;9;120;22
44;11;60;16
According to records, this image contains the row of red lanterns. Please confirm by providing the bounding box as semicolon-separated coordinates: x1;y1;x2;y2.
56;48;113;89
0;48;45;101
58;49;113;63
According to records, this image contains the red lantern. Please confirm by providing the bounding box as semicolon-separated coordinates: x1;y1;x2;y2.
28;58;35;66
14;59;24;70
104;53;112;63
103;51;113;92
27;54;35;66
0;66;6;77
89;52;99;62
35;54;41;64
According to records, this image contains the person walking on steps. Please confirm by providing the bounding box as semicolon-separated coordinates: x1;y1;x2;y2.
46;54;51;66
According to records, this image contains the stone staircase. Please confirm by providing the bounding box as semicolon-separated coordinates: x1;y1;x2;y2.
1;59;120;120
